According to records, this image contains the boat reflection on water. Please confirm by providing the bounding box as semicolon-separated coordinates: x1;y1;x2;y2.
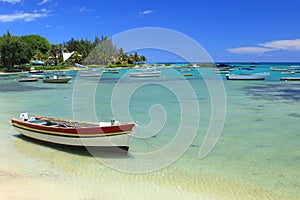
130;67;161;77
13;133;131;171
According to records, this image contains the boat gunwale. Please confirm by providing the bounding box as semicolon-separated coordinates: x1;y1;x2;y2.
11;118;135;137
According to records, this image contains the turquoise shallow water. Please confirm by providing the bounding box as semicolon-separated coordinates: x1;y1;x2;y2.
0;64;300;199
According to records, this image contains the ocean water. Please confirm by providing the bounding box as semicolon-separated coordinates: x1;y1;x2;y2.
0;64;300;199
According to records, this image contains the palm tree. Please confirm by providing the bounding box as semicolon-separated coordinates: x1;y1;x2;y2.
71;51;83;64
33;50;43;61
116;48;128;64
140;55;146;63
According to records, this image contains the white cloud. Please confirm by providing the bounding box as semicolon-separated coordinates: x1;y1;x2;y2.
260;39;300;51
77;7;93;13
40;8;47;12
228;38;300;55
0;0;21;4
38;0;50;5
139;10;154;15
0;10;50;22
227;47;275;54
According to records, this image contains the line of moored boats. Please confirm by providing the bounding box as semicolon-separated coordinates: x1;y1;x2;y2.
213;64;300;81
18;70;72;83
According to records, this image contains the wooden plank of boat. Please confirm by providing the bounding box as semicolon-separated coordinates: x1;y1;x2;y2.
18;78;39;82
280;77;300;81
11;114;136;151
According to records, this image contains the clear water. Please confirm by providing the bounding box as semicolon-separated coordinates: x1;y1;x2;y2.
0;64;299;199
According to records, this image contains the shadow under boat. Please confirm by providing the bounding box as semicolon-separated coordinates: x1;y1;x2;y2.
14;134;131;158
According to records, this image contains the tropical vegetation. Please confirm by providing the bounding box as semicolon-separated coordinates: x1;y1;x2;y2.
0;31;146;72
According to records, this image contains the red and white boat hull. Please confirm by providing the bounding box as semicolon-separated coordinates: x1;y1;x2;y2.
11;117;135;151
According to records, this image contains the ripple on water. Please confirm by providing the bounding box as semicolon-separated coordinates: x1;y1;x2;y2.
244;83;300;101
0;82;53;92
287;112;300;118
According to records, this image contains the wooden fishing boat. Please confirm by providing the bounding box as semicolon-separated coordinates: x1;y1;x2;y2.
29;74;45;79
79;72;101;77
28;67;44;74
0;72;14;76
270;67;287;71
18;77;39;82
281;71;295;75
280;77;300;81
29;70;44;74
43;76;72;83
130;68;161;77
103;68;120;74
182;73;193;76
226;72;270;80
11;113;136;151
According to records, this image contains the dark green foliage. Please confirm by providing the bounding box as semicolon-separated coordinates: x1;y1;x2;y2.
0;31;30;69
0;31;147;70
20;34;51;56
65;36;100;60
49;44;64;65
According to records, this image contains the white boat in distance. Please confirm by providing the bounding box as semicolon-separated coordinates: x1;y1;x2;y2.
43;75;72;83
226;72;270;80
79;71;101;77
130;67;161;77
270;67;287;71
103;68;120;74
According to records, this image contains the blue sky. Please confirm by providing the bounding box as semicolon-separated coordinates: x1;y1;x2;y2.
0;0;300;62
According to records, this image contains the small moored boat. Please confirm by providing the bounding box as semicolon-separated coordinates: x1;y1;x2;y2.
226;72;270;80
281;71;295;75
18;77;39;82
0;72;14;76
182;73;193;76
270;67;287;71
43;75;72;83
130;67;161;77
79;72;101;77
11;113;136;152
28;67;44;74
280;77;300;81
29;74;45;79
103;68;120;74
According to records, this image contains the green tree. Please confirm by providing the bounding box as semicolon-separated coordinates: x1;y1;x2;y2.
0;31;29;69
115;48;128;64
49;44;61;65
65;38;77;52
140;55;146;62
113;49;146;65
71;51;83;64
65;37;99;60
33;50;44;61
20;34;50;59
